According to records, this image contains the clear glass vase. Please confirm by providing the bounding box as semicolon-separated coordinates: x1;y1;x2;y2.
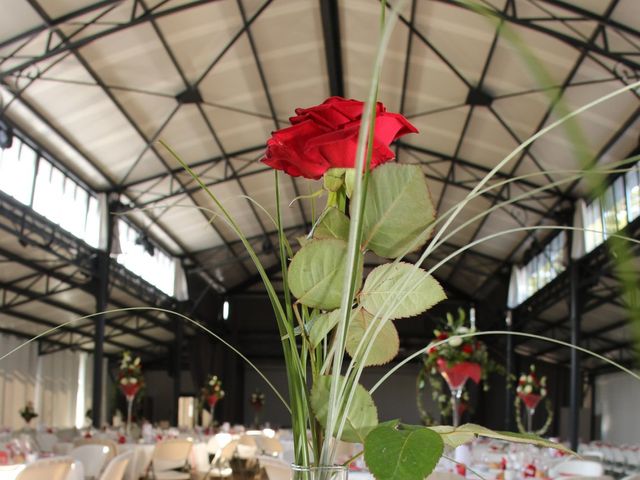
292;465;348;480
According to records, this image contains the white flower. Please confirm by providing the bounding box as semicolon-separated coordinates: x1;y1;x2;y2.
530;365;536;372
524;385;533;394
540;377;546;387
541;388;547;397
448;336;463;347
438;395;447;403
209;380;215;386
120;378;128;385
134;357;141;366
527;375;533;383
456;326;469;334
516;386;523;393
129;378;138;385
519;375;526;382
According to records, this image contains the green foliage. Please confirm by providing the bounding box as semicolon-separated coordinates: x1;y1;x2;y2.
313;207;350;241
364;424;443;480
346;309;399;366
360;262;446;320
288;239;363;310
311;376;378;443
360;163;436;259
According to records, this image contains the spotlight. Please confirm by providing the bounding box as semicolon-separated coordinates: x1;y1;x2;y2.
0;121;13;149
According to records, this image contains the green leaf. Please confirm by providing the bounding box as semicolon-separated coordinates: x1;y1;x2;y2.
346;309;399;366
360;263;446;320
428;425;475;449
364;425;443;480
438;424;573;454
313;207;350;241
359;163;436;259
308;310;341;347
311;376;378;443
288;239;363;310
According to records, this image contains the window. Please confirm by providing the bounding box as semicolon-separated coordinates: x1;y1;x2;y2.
0;135;100;248
116;220;176;296
516;232;567;304
583;161;640;253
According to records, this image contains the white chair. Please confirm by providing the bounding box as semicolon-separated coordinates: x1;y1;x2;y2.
203;440;238;478
259;455;290;480
255;436;284;457
71;444;111;480
99;450;133;480
17;457;73;480
550;459;605;478
206;436;220;457
148;439;193;480
75;438;118;463
236;435;258;460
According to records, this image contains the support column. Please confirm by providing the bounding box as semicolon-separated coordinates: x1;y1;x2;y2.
92;250;110;427
505;310;514;430
172;316;183;426
92;195;115;428
589;375;597;441
569;259;582;451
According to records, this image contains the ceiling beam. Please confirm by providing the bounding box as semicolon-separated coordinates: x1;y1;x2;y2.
319;0;344;97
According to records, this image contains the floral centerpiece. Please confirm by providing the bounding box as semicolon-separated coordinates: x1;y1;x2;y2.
516;365;553;434
250;389;265;427
117;351;143;434
161;5;573;477
419;309;503;426
516;365;547;408
118;351;143;398
202;374;224;428
19;402;37;425
163;89;569;479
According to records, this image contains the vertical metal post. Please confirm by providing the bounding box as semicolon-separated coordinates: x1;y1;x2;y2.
569;259;582;451
505;310;514;430
92;252;109;427
92;196;114;428
172;315;183;426
590;375;597;441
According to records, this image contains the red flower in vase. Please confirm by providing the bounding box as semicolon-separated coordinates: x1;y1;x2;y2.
261;97;418;179
207;394;219;408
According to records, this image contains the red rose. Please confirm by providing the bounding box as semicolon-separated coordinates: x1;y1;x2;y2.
462;344;474;355
261;97;418;179
437;332;449;341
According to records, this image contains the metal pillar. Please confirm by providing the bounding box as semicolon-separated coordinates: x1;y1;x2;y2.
92;250;109;427
92;196;114;428
505;310;514;430
590;375;597;441
172;316;183;426
569;259;582;450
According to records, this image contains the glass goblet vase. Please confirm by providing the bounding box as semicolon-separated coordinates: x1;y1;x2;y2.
437;359;482;427
519;393;542;433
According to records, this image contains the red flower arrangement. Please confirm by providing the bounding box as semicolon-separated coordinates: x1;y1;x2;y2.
261;96;417;179
516;365;547;410
203;374;225;408
118;351;144;399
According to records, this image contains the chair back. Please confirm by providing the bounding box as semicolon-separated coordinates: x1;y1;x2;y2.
75;438;118;462
259;455;290;480
256;436;284;457
152;438;193;472
427;473;466;480
56;427;79;442
17;457;73;480
206;436;220;455
70;444;111;479
550;460;604;478
237;435;258;459
99;450;133;480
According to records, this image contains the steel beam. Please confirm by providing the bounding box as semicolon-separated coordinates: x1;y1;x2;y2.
319;0;344;97
569;258;582;451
